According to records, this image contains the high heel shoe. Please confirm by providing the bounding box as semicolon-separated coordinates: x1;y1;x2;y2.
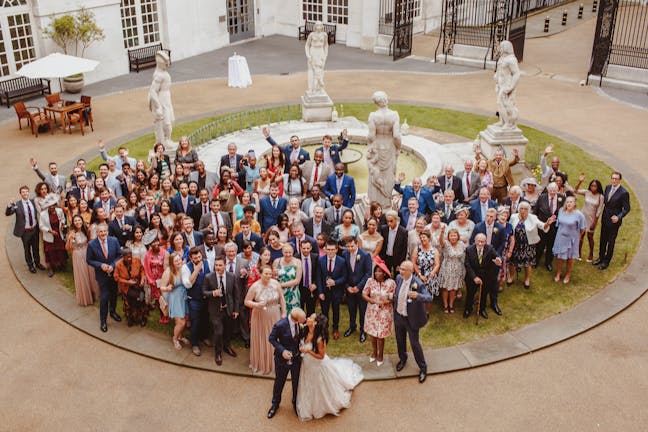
563;277;570;284
376;360;383;367
554;275;561;282
173;339;182;350
369;356;376;363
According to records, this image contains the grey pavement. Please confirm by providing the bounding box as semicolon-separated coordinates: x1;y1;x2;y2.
526;0;599;38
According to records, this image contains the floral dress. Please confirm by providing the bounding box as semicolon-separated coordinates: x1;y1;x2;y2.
438;241;466;291
362;278;396;338
416;245;439;297
276;260;300;314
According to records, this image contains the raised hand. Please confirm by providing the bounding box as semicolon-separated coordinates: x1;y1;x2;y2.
398;172;406;182
578;172;586;183
29;157;37;168
512;148;519;157
544;145;553;156
98;139;105;150
262;126;270;138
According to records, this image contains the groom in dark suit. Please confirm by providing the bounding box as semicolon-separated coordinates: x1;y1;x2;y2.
316;240;347;340
594;171;631;270
393;261;433;383
464;233;502;320
86;223;122;332
267;307;307;419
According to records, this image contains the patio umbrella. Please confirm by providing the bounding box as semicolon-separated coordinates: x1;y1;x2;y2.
16;52;99;79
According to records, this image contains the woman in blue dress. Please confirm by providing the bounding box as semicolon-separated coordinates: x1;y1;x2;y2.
160;252;188;350
552;196;586;284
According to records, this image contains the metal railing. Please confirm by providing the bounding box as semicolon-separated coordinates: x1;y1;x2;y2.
187;104;302;146
608;3;648;70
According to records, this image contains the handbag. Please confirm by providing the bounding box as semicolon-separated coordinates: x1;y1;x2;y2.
127;285;145;302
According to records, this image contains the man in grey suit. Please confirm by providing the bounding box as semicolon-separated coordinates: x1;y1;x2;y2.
300;184;330;217
30;158;67;193
6;185;44;273
189;160;219;193
224;242;250;348
456;159;481;203
323;194;349;227
199;199;233;237
301;150;332;190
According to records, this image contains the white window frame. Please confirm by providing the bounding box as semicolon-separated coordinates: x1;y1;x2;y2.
0;0;36;78
302;0;348;25
120;0;161;49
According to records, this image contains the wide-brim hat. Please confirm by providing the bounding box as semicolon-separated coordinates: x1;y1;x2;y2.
521;177;538;187
142;229;158;246
454;204;471;215
372;256;391;277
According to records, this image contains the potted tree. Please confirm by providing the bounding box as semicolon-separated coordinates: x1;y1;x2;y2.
43;7;105;93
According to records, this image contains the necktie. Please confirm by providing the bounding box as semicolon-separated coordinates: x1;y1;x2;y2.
182;198;187;213
303;257;310;286
26;202;34;227
397;280;408;316
272;199;277;209
147;208;152;223
328;258;333;273
297;238;301;253
213;213;219;231
351;253;356;271
466;174;470;194
415;190;419;201
478;249;483;265
119;218;124;229
81;189;85;201
446;179;451;190
335;209;340;224
101;240;108;259
203;203;207;215
220;276;226;307
550;197;555;214
445;205;450;219
486;225;492;244
512;200;517;214
294;322;299;340
228;261;234;273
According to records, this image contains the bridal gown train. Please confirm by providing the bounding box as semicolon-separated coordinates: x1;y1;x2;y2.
296;341;364;421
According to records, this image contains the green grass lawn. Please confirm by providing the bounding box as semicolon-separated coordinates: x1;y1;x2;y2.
72;103;641;358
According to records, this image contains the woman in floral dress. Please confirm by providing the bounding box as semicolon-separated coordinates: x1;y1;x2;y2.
362;258;395;367
412;230;441;302
438;226;466;314
273;243;302;314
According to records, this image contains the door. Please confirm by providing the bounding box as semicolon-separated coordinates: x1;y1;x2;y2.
227;0;255;43
393;0;414;60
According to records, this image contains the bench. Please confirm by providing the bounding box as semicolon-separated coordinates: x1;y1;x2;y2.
0;76;51;108
298;21;337;45
128;43;171;73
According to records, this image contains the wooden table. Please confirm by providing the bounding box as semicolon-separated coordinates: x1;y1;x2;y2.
43;102;85;134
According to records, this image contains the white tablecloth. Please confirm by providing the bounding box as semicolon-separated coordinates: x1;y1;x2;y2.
228;55;252;88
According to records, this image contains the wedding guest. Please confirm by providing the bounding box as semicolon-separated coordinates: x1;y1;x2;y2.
245;265;287;374
298;240;319;315
448;205;474;244
301;184;330;217
282;165;306;202
232;205;261;236
212;168;244;213
175;136;199;172
553;196;586;284
323;163;356;208
464;234;502;320
148;213;169;248
126;225;147;262
469;187;498;224
266;230;284;262
269;213;291;242
39;199;67;277
273;243;302;315
114;248;148;327
160;253;188;350
365;201;387;229
435;189;458;224
412;230;441;308
183;247;211;356
316;233;327;256
534;182;564;272
438;227;466;313
240;154;260;195
407;217;427;260
362;257;395;366
574;174;604;262
34;181;57;212
143;232;168;323
342;236;372;342
496;206;515;290
6;185;44;273
258;183;288;233
79;199;92;225
317;240;347;340
474;145;519;203
379;210;408;275
150;143;171;178
475;158;494;192
520;177;540;208
66;214;99;305
284;197;308;227
224;242;250;347
167;231;189;262
248;247;272;287
199;198;233;237
359;217;383;258
263;144;286;177
63;194;80;223
304;205;333;239
424;212;447;249
333;209;361;247
233;191;254;223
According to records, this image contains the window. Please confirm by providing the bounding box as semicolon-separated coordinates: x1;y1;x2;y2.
0;0;35;78
120;0;160;49
302;0;348;25
0;22;9;77
7;12;34;69
2;0;27;7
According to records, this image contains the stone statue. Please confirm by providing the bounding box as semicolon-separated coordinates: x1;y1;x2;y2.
305;21;329;97
494;40;520;129
367;91;401;208
148;51;174;148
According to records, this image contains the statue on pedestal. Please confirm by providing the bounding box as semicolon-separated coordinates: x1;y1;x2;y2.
148;51;174;148
367;91;401;209
494;40;520;129
305;21;329;98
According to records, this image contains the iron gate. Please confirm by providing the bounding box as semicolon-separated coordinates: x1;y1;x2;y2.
393;0;415;60
588;0;648;81
435;0;528;67
227;0;255;43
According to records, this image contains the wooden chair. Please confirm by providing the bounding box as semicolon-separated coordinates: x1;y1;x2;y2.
80;95;93;131
13;101;39;130
28;107;53;137
45;93;61;107
66;106;85;136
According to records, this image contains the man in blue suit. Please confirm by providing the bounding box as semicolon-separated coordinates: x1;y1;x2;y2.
108;205;137;247
267;307;307;419
323;163;356;208
171;182;197;215
316;240;347;340
181;216;204;247
182;247;211;356
287;222;319;256
86;223;122;332
394;173;435;215
93;188;116;214
258;183;288;233
399;197;425;230
469;187;498;224
316;131;349;171
342;236;372;342
234;219;264;253
263;127;310;173
393;260;433;383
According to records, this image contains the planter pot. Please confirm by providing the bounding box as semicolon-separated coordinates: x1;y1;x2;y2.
63;75;84;93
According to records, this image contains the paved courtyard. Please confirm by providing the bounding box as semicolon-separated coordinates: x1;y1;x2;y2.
1;12;647;431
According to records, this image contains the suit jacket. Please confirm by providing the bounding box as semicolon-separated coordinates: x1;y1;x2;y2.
323;174;356;208
342;248;372;290
220;154;246;189
6;199;38;237
108;215;137;246
66;186;94;202
224;256;250;300
394;184;435;214
93;199;117;213
170;194;197;215
601;185;630;227
316;254;347;295
265;136;310;173
301;197;331;216
298;252;320;290
379;225;408;264
393;274;431;329
258;196;288;233
323;205;350;227
70;170;95;186
469;199;499;224
86;236;122;285
439;175;464;202
435;200;460;224
268;317;302;363
464;243;500;286
234;232;264;253
300;161;332;189
34;167;66;193
484;155;519;187
136;204;161;228
198;211;233;236
190;200;212;227
202;271;239;317
316;140;349;166
470;221;506;255
182;230;204;247
304;217;334;238
534;193;565;222
189;170;219;194
456;170;481;202
501;196;528;216
399;209;425;229
288;234;319;256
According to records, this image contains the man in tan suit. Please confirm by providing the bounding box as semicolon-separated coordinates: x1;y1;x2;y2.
475;145;519;203
301;149;332;190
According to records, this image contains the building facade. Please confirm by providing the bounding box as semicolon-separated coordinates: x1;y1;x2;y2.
0;0;442;86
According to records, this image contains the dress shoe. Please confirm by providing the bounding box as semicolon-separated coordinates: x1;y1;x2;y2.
110;311;122;322
523;282;530;289
491;305;502;316
267;405;278;419
545;264;553;272
225;346;237;357
592;258;602;266
100;322;107;333
35;263;46;271
376;360;384;367
140;318;147;327
343;328;355;338
215;354;222;365
396;360;406;372
418;370;427;383
359;331;367;343
192;346;202;356
47;269;54;277
202;338;213;347
28;266;36;274
333;329;340;340
598;263;609;270
245;341;250;349
463;309;471;319
479;309;489;319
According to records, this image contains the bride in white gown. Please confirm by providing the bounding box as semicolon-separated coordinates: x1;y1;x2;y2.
296;313;364;421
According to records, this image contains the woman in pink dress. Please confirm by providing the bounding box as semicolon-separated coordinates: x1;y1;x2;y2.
66;215;99;306
143;232;168;324
361;257;395;367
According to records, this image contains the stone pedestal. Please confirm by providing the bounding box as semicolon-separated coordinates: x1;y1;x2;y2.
301;93;333;122
479;124;528;160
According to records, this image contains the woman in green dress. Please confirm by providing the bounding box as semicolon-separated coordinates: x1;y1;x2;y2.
272;243;303;314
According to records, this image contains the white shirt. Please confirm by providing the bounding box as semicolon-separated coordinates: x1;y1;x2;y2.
387;227;398;256
21;200;36;228
204;246;216;271
312;220;322;238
